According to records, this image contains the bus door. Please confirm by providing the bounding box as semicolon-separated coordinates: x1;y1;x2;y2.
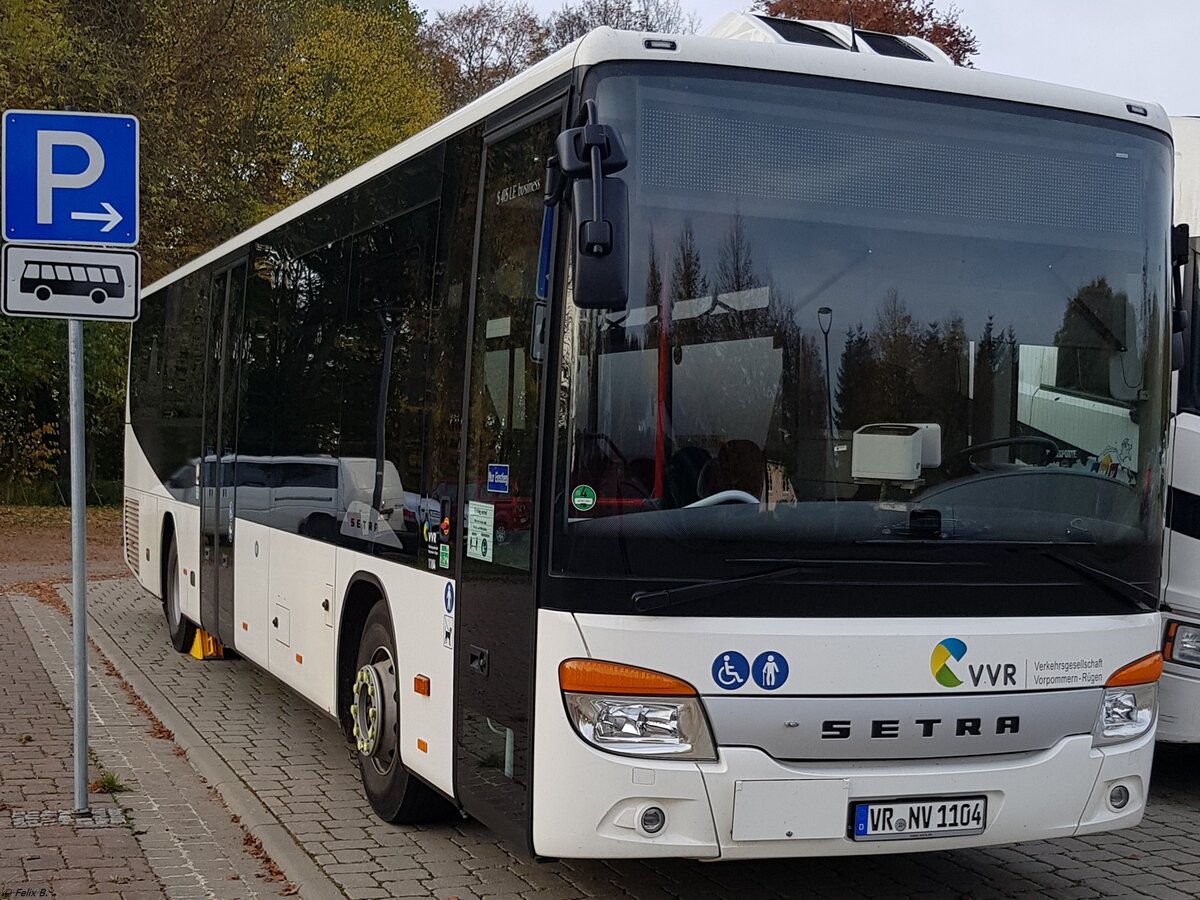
198;260;248;647
454;104;562;845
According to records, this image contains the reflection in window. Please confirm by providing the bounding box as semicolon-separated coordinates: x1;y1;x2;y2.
557;68;1170;557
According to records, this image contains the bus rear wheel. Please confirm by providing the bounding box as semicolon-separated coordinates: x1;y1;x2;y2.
34;285;51;301
90;289;106;304
352;600;450;823
164;537;196;653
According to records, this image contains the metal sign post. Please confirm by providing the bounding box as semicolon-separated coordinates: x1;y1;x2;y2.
67;319;88;812
2;109;140;815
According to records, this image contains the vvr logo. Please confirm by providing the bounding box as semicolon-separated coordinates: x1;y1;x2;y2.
930;638;967;687
930;638;1018;689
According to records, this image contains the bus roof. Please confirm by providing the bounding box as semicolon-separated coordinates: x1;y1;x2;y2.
144;19;1171;300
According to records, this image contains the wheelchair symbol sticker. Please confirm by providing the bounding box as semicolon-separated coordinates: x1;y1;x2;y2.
712;651;750;690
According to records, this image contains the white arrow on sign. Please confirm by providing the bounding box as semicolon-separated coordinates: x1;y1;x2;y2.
70;201;122;233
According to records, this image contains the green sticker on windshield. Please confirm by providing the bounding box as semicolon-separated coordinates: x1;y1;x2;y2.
571;485;597;512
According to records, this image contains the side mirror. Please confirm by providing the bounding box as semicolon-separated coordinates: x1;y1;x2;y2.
571;176;628;310
551;100;629;311
1172;224;1192;372
1173;223;1191;272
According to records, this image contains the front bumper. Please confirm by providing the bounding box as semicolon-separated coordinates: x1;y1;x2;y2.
532;614;1155;860
532;730;1152;859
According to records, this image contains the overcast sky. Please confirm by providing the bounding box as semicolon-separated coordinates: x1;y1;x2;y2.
419;0;1199;116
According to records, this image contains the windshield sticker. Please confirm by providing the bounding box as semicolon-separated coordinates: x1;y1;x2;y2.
487;463;510;494
752;651;789;690
570;485;597;512
712;651;750;690
485;316;511;339
466;501;494;562
439;544;450;569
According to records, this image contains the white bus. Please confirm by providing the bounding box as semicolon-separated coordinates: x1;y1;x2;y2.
1158;116;1200;741
125;13;1173;858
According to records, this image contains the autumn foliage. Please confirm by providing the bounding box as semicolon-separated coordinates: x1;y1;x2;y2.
756;0;979;65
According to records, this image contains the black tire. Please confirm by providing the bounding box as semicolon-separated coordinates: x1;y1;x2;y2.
34;285;51;301
90;288;106;304
163;537;196;653
353;600;450;823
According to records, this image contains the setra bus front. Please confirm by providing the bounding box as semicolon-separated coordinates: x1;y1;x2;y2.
533;45;1171;858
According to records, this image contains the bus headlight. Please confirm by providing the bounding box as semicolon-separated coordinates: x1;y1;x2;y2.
1092;653;1161;747
559;659;717;761
1164;621;1200;667
1093;683;1156;745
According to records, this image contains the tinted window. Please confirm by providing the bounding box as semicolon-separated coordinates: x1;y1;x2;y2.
130;270;210;498
275;463;337;489
426;128;483;545
340;148;444;562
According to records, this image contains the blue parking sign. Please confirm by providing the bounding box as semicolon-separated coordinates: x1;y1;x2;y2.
3;110;139;246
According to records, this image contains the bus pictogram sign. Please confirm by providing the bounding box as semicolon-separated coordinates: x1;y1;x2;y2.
3;243;140;321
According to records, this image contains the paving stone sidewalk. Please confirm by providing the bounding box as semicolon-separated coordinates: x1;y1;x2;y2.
86;576;1200;900
1;585;293;900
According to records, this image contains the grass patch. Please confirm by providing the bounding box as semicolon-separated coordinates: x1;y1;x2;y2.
89;770;129;794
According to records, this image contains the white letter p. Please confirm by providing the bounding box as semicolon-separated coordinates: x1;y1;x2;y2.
36;130;104;225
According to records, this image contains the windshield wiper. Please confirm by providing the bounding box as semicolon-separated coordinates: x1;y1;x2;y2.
631;558;966;613
1042;551;1157;613
632;564;818;613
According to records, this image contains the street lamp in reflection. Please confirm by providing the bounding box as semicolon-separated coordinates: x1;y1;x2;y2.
817;306;835;493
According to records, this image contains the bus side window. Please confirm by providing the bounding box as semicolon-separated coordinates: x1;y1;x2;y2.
339;146;444;563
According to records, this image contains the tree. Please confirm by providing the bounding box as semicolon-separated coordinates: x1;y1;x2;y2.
714;212;760;296
0;0;448;499
263;3;443;197
670;220;708;304
834;323;875;432
423;0;548;110
0;0;115;111
755;0;979;66
546;0;699;51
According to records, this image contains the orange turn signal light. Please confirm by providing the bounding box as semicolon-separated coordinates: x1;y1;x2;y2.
1164;621;1178;661
558;658;696;696
414;675;431;696
1106;652;1162;687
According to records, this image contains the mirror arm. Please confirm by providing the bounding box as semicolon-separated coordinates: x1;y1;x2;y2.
543;155;565;208
1172;224;1191;340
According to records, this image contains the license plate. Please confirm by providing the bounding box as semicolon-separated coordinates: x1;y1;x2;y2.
851;796;986;841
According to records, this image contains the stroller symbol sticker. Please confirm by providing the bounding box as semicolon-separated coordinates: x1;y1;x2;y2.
711;651;749;690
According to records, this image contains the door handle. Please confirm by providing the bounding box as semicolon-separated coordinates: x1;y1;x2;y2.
469;646;489;677
272;617;279;628
322;599;330;611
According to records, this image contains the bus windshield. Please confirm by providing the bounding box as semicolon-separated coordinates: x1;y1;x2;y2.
553;66;1172;591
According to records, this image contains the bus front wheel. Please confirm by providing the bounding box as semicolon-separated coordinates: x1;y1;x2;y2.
352;600;450;823
164;536;196;653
